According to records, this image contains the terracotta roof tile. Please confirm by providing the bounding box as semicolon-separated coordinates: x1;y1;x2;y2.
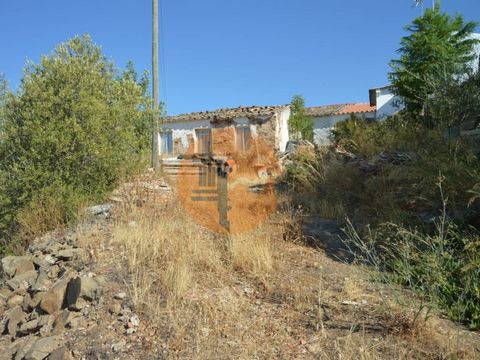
336;103;376;115
305;103;376;117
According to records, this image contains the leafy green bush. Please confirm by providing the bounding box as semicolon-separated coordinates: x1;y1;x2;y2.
0;35;152;253
345;213;480;330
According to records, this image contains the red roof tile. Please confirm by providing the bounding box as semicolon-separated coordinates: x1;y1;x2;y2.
335;103;376;115
305;103;376;117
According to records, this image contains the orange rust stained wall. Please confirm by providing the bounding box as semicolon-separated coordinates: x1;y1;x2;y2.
211;127;236;156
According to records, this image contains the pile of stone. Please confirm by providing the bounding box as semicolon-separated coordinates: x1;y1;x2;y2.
0;234;104;359
336;148;415;176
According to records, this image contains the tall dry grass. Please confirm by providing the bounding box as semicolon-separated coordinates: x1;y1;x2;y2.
112;199;274;310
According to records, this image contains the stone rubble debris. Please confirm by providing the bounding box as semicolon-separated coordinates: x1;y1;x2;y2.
0;229;133;359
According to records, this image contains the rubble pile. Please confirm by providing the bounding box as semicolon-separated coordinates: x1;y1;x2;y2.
336;148;415;176
0;230;140;359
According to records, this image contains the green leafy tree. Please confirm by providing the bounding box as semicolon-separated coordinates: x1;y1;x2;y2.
389;2;478;118
0;35;152;251
0;74;7;125
288;95;313;142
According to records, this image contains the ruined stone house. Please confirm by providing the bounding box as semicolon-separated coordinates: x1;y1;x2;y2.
159;105;290;157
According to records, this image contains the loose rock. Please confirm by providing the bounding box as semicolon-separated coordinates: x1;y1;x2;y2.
6;270;38;292
3;306;27;336
32;271;53;293
7;294;24;308
114;292;127;300
24;336;61;360
39;275;73;315
56;249;89;263
65;276;102;308
1;256;34;278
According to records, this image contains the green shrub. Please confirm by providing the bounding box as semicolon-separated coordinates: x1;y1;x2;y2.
285;113;480;328
346;216;480;330
0;35;152;254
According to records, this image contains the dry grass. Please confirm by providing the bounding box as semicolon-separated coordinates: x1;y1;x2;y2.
107;188;480;359
229;231;273;278
112;197;275;305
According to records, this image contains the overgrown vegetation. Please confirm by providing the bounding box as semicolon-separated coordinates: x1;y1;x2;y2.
0;35;152;254
288;95;313;142
283;5;480;330
107;187;478;359
389;2;478;118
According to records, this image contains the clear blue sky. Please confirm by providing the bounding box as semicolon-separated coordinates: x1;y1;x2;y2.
1;1;479;115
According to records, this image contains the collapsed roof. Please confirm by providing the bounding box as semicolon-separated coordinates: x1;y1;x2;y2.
165;105;290;123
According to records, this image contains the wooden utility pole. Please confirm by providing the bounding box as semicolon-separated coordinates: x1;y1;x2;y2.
151;0;159;171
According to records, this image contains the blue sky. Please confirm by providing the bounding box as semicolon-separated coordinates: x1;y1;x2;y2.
1;1;479;115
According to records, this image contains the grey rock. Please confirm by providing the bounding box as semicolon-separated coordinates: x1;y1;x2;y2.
39;274;73;315
6;270;38;291
22;292;32;311
114;292;127;300
53;309;82;332
32;271;53;292
19;318;41;335
0;287;12;302
29;292;46;310
44;255;56;265
87;204;112;216
48;265;60;279
24;336;61;360
65;276;102;307
44;242;68;256
7;294;24;308
130;314;140;327
47;347;73;360
32;254;56;271
67;297;88;312
2;306;27;336
1;256;34;278
126;327;136;335
56;248;89;263
12;335;38;360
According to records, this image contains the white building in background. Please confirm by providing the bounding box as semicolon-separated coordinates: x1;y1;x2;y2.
368;33;480;120
470;33;480;72
368;85;403;120
306;103;376;146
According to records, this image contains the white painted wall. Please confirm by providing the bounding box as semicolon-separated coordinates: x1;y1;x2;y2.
159;108;290;155
159;119;211;155
375;87;403;119
469;33;480;73
277;107;291;152
313;112;375;146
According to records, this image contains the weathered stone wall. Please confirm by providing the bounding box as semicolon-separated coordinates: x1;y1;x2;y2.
160;110;289;156
212;127;236;156
255;116;277;151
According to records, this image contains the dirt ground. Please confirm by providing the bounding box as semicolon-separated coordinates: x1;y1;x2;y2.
4;174;477;359
71;198;480;359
